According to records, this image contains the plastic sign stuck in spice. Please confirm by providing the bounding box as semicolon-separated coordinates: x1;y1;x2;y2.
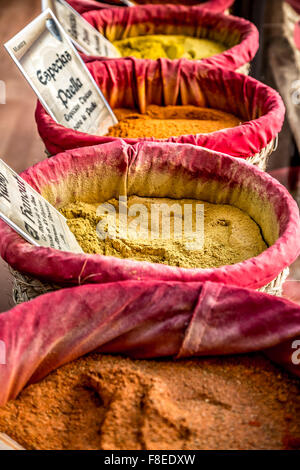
42;0;121;57
4;8;117;135
0;159;83;253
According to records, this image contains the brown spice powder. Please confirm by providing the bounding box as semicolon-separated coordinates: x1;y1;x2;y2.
60;196;267;268
0;353;299;450
107;105;242;139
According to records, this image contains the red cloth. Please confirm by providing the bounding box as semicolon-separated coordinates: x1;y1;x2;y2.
0;279;299;406
83;4;258;71
0;141;298;291
67;0;114;14
35;60;284;157
294;20;300;50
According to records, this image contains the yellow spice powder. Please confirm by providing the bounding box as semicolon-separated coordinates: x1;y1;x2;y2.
60;196;267;269
107;106;242;139
113;34;227;60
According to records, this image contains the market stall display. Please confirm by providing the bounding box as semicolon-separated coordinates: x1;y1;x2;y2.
82;5;258;71
35;59;284;167
0;141;298;303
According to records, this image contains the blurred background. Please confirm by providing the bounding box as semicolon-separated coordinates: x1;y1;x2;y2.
0;0;299;312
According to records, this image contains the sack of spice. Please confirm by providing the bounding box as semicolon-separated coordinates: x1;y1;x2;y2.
35;59;284;168
0;279;299;409
0;141;298;303
67;0;234;14
130;0;234;10
282;1;300;70
82;4;258;71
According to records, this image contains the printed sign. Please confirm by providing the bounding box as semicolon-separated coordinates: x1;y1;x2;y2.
0;159;83;253
42;0;121;57
5;9;117;135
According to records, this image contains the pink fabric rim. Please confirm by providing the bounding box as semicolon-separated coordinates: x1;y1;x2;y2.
0;140;298;291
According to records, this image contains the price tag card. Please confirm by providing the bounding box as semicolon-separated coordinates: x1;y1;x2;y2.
42;0;121;57
5;9;117;135
0;433;24;451
0;159;83;254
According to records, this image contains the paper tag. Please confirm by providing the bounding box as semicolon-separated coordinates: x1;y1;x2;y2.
5;9;117;136
0;159;83;254
42;0;121;57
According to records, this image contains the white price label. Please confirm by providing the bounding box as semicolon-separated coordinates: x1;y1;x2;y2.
5;9;117;136
42;0;121;57
119;0;135;6
0;159;83;254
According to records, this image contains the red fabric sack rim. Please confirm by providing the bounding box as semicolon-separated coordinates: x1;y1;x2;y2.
205;0;235;10
286;0;300;14
82;4;259;71
35;61;284;158
0;141;299;291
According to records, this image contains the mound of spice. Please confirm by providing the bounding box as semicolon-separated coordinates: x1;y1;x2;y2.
60;196;267;268
113;34;227;60
0;352;299;450
107;105;241;139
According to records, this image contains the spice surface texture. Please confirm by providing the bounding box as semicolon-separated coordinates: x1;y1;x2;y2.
60;196;267;268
